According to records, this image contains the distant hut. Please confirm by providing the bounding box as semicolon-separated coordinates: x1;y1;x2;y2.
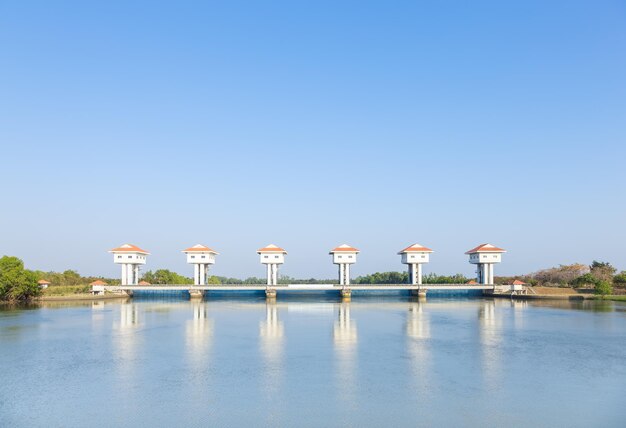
38;279;51;289
466;279;478;285
90;280;107;296
512;279;526;286
138;280;151;286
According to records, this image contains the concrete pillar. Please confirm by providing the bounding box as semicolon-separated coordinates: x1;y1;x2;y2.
417;263;423;285
266;264;272;285
338;265;343;285
200;264;206;285
189;289;204;299
489;264;494;285
272;264;278;286
121;264;127;286
134;265;139;285
345;264;351;285
194;264;199;285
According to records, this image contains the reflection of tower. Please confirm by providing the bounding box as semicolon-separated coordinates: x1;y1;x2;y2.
406;302;430;339
259;301;284;397
120;303;140;328
113;303;141;392
478;300;501;389
186;301;213;372
334;301;357;408
406;301;431;398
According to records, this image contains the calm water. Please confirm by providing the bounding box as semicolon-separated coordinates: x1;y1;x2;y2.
1;294;625;427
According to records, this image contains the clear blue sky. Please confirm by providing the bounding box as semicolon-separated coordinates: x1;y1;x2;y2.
1;0;625;280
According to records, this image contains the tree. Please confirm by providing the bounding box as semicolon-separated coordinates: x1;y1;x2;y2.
531;264;589;286
142;269;193;285
594;280;613;296
572;273;599;288
589;261;617;283
613;271;626;286
0;256;40;302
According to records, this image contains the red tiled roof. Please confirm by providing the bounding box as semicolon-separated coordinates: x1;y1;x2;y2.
37;279;51;285
138;281;151;285
109;244;150;254
182;244;219;254
330;244;359;253
467;280;478;284
257;244;287;253
90;280;107;286
512;279;526;285
465;243;506;254
398;243;433;254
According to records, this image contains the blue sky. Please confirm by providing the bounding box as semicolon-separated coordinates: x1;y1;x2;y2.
1;0;625;280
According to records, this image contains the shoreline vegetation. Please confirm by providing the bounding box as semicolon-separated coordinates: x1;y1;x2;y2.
1;255;625;303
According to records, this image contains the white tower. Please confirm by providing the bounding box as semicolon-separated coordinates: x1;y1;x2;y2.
258;244;287;286
466;243;506;285
183;244;219;285
398;243;433;285
109;244;149;286
330;244;359;285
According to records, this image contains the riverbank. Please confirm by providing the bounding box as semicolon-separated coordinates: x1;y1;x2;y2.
36;293;127;301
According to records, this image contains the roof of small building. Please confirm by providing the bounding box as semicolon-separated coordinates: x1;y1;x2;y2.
330;244;360;254
512;279;526;285
109;243;150;255
466;280;478;284
257;244;287;254
37;279;51;285
465;243;506;254
182;244;219;254
90;280;107;286
138;280;151;285
398;243;433;254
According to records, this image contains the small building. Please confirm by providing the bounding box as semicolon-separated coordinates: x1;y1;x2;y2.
183;244;219;285
90;280;107;296
138;281;151;286
109;244;150;286
330;244;359;285
398;243;433;285
37;279;51;289
466;243;506;285
258;244;287;286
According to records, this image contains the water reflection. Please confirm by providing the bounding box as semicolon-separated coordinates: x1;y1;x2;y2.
113;302;141;391
185;301;213;372
259;300;284;396
406;300;432;397
334;300;357;408
478;300;502;391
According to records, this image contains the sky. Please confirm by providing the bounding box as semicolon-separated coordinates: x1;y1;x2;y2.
1;0;625;280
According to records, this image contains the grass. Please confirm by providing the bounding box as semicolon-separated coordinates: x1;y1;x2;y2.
42;285;91;296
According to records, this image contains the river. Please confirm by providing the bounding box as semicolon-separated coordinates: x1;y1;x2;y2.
1;294;625;427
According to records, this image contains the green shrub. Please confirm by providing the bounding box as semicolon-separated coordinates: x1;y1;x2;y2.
594;280;613;296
